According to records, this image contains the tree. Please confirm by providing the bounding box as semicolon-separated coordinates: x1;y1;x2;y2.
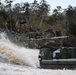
5;0;14;31
66;5;76;36
69;22;76;36
0;0;4;10
38;0;50;27
66;5;76;23
13;3;21;21
0;10;9;29
50;6;64;26
29;0;39;25
24;2;30;23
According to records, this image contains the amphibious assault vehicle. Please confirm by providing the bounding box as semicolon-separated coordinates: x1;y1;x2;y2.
38;36;76;69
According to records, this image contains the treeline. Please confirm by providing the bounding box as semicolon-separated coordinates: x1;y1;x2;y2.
0;0;76;37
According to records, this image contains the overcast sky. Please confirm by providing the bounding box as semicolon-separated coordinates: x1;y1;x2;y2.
2;0;76;11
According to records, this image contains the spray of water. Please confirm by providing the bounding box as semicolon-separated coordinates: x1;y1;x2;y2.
0;32;40;68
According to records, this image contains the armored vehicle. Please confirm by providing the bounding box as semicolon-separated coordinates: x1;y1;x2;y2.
38;36;76;69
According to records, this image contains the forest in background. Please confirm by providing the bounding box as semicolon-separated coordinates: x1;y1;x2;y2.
0;0;76;37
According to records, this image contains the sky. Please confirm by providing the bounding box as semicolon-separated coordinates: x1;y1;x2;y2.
2;0;76;11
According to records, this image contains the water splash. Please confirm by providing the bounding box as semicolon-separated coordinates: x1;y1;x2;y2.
0;32;40;68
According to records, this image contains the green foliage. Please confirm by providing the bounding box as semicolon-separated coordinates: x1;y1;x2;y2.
69;22;76;36
6;18;15;30
0;0;76;37
66;5;76;36
0;10;9;28
66;5;76;23
0;10;8;20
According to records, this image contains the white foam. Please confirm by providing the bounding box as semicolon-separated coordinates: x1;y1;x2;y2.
0;32;40;68
0;62;76;75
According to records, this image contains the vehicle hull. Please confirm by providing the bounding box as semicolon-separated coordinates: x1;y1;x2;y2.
40;59;76;69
